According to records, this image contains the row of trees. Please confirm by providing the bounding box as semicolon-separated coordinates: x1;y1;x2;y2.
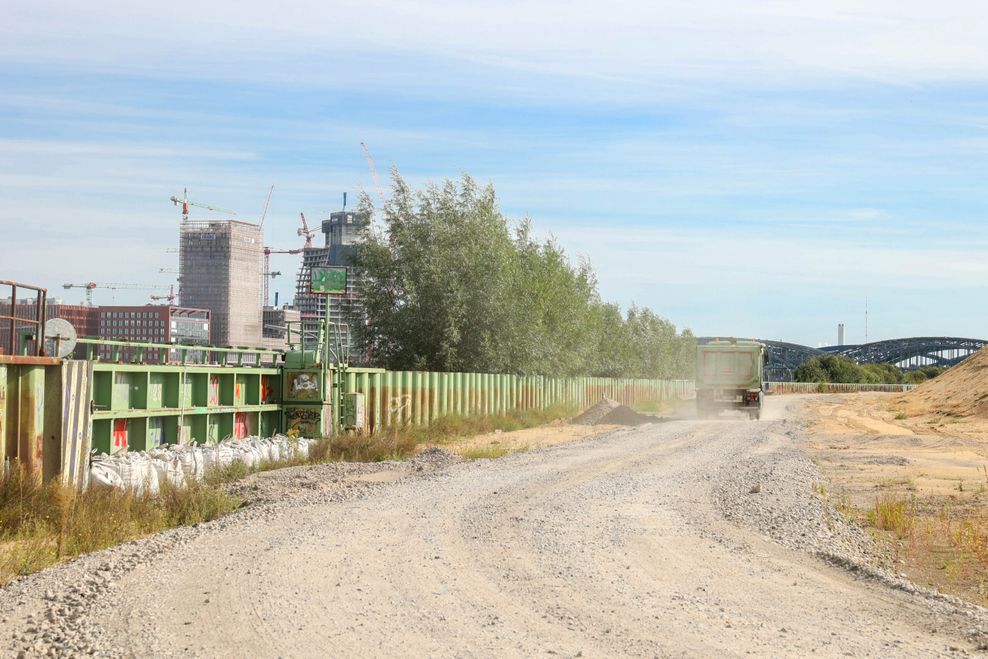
793;355;945;385
351;173;695;378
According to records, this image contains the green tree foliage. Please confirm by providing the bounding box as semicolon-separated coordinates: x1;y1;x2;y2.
794;355;904;384
903;366;947;384
792;358;830;383
352;171;695;378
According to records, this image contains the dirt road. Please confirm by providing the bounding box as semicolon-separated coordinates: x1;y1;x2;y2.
4;397;988;657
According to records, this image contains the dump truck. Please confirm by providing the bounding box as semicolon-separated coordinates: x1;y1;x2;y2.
695;339;765;420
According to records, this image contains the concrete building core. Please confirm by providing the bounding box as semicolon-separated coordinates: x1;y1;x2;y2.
179;220;263;347
293;209;369;364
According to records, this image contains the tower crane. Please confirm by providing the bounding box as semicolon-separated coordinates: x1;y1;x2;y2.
63;282;170;307
259;185;274;228
360;142;387;210
262;247;303;307
297;212;316;248
149;285;177;305
169;188;237;221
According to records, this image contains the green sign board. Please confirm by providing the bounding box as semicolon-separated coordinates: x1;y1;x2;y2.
310;266;347;295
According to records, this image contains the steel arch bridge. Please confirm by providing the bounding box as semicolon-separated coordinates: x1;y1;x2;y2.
699;336;986;381
820;337;986;370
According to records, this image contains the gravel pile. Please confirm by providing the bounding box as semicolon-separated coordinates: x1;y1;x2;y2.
407;446;464;469
572;398;664;426
596;406;664;426
570;398;621;425
712;416;988;630
713;420;885;569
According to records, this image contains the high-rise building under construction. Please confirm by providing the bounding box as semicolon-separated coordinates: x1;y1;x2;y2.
179;220;263;347
294;210;369;364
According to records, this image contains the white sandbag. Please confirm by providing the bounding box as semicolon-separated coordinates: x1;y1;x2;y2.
161;457;187;488
87;433;322;492
89;459;124;489
214;444;238;469
199;445;218;473
117;455;159;496
175;447;203;482
253;439;272;463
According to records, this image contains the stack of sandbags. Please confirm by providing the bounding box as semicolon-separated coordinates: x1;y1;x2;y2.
89;435;318;494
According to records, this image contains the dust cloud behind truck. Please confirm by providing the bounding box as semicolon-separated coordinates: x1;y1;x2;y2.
695;339;766;420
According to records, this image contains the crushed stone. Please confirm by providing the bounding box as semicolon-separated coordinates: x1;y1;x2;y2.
571;397;664;426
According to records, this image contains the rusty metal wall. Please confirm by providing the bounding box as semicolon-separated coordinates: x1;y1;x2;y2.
345;369;694;433
59;360;92;487
765;382;915;394
0;358;60;476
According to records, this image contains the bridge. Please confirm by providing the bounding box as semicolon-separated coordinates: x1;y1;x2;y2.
819;337;986;370
701;336;987;381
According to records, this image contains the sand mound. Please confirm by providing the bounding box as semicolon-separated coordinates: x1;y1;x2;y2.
571;398;664;426
894;346;988;418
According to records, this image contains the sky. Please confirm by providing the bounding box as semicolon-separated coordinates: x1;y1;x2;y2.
2;1;988;347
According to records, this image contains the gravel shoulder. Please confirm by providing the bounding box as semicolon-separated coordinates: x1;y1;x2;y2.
3;397;988;656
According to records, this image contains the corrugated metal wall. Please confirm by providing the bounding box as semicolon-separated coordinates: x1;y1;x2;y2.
765;382;915;394
344;370;694;432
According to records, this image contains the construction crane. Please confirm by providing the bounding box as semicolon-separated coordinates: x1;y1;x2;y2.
262;247;303;307
63;282;169;307
149;285;177;305
169;188;237;222
297;212;316;248
259;185;275;228
360;142;387;210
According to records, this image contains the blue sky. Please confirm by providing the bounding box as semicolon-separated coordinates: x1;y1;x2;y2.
2;1;988;346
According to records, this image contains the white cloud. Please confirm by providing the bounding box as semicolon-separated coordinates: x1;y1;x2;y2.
0;139;256;160
4;1;988;91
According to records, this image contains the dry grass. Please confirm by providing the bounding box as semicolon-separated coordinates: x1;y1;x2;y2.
307;404;577;462
868;494;913;538
0;462;239;586
857;491;988;603
458;443;523;460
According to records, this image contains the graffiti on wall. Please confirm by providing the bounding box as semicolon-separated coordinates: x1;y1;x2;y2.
287;372;320;400
285;406;325;438
387;395;411;421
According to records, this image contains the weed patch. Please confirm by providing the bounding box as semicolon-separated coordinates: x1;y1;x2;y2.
458;444;518;460
868;494;913;538
0;463;240;586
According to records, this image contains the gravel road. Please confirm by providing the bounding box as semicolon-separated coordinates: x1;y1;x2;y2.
3;397;988;657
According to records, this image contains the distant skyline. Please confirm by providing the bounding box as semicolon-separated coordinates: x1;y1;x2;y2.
3;1;988;346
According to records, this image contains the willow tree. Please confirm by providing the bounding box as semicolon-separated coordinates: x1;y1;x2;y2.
352;170;696;378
